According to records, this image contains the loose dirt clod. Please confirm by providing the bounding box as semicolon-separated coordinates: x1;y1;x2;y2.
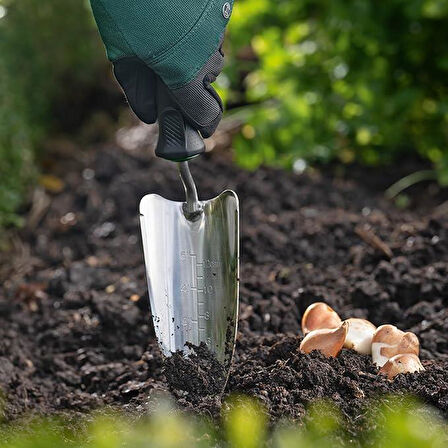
164;343;227;404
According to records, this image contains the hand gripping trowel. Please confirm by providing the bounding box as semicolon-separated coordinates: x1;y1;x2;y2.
139;79;239;387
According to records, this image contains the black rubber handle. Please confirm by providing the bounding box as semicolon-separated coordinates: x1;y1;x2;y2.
155;77;205;162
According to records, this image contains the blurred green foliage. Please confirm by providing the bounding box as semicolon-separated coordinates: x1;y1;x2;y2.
224;396;267;448
223;0;448;182
0;396;447;448
0;0;103;228
0;59;31;227
2;0;448;228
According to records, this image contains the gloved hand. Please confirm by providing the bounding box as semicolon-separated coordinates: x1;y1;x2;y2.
90;0;233;138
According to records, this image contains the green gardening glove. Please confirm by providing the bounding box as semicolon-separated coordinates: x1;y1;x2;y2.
90;0;233;138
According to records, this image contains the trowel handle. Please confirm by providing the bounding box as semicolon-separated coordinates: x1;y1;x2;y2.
155;77;206;162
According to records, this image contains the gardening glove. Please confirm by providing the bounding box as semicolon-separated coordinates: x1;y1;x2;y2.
90;0;233;138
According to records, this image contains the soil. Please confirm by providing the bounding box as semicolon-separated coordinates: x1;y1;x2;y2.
164;343;227;411
1;124;448;432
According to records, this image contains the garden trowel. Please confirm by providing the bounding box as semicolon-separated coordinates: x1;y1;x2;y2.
139;79;239;380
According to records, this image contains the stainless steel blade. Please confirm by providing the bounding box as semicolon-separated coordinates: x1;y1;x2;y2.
139;189;239;371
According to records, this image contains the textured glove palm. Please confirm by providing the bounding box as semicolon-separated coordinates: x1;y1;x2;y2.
90;0;233;137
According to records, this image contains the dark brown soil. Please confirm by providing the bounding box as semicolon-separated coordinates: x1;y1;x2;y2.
1;128;448;428
164;342;227;408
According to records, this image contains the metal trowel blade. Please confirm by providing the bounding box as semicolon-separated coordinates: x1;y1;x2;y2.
139;190;239;375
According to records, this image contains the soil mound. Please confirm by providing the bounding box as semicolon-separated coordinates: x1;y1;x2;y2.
1;141;448;425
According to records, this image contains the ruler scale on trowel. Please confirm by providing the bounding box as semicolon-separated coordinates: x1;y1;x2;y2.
139;77;239;385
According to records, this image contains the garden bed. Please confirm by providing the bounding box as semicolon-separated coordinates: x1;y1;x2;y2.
1;132;448;432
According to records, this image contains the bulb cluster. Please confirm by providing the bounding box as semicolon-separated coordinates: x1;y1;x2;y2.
299;302;424;379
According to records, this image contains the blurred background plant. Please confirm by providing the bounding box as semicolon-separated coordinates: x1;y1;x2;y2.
0;0;108;228
0;396;447;448
224;0;448;177
1;0;448;227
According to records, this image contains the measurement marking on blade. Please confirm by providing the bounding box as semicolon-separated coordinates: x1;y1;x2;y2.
189;251;207;334
178;250;223;344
